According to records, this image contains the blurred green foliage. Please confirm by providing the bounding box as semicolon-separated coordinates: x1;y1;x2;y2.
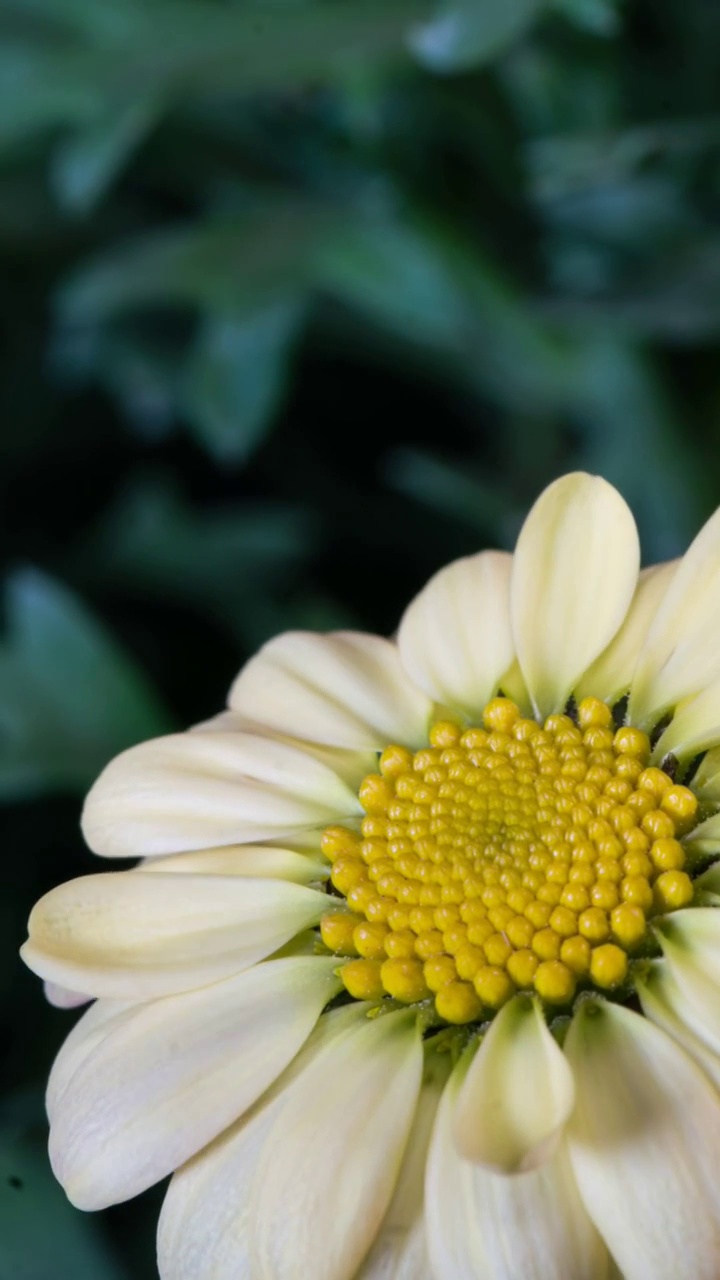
2;0;720;1273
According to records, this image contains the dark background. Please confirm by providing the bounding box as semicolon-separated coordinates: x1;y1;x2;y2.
2;0;720;1274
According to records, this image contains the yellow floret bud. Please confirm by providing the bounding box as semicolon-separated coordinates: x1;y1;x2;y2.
549;905;578;938
610;903;646;949
638;767;673;799
341;958;385;1000
473;966;515;1009
429;721;461;749
506;948;539;987
560;935;591;975
590;944;628;989
534;960;577;1003
577;697;613;729
660;785;698;831
613;726;651;759
483;698;520;733
414;929;446;960
435;981;484;1024
423;955;458;992
353;921;389;960
330;856;367;896
321;912;361;955
380;957;431;1002
650;838;686;872
654;870;694;911
620;876;653;910
359;774;396;812
578;907;610;943
384;929;417;959
532;928;562;961
321;825;360;861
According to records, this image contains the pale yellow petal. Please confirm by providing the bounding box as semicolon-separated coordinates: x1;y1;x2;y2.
137;845;328;882
21;871;333;998
249;1009;422;1280
426;1057;608;1280
688;747;720;803
654;908;720;1008
43;981;91;1009
229;631;433;750
629;504;720;728
193;710;378;788
81;730;361;858
357;1056;448;1280
510;473;640;717
636;962;720;1088
453;995;575;1172
576;561;678;705
566;999;720;1280
47;955;340;1209
157;1006;422;1280
397;552;515;719
681;812;720;858
651;683;720;763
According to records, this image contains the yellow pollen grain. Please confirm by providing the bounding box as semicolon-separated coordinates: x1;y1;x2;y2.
323;696;700;1025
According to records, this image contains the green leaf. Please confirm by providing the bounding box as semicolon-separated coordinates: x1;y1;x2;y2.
59;202;340;318
182;300;304;463
410;0;544;73
0;1100;127;1280
77;478;317;645
0;570;170;799
52;98;158;214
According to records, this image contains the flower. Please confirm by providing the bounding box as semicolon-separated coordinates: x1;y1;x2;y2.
21;470;720;1280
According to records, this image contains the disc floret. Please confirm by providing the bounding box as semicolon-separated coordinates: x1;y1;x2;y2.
319;696;699;1025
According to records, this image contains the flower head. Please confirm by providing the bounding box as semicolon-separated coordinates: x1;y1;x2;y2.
22;472;720;1278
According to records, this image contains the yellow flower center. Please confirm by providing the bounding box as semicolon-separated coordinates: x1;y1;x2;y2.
319;696;701;1026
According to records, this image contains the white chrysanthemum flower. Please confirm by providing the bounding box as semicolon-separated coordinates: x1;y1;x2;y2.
21;471;720;1279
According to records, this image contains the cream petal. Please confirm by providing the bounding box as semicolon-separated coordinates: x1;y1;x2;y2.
426;1058;608;1280
137;845;328;882
636;962;720;1088
576;561;678;706
565;999;720;1280
688;747;720;804
21;871;333;998
397;552;515;719
157;1006;421;1280
628;505;720;729
510;473;640;718
47;955;340;1210
193;710;378;789
453;995;575;1172
81;730;361;858
356;1056;448;1280
47;997;135;1120
693;863;720;901
654;909;720;1015
43;981;91;1009
651;683;720;764
229;631;433;750
681;813;720;859
249;1009;422;1280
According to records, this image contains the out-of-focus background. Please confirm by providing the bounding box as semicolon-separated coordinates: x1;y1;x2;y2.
2;0;720;1273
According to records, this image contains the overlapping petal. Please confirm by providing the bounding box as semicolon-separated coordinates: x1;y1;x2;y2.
356;1058;447;1280
136;844;328;881
397;552;517;718
566;999;720;1280
229;631;433;750
426;1056;608;1280
651;683;720;764
81;730;361;858
46;955;340;1210
21;871;334;998
636;962;720;1088
453;994;575;1172
628;505;720;728
575;561;678;705
510;473;640;718
158;1005;422;1280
